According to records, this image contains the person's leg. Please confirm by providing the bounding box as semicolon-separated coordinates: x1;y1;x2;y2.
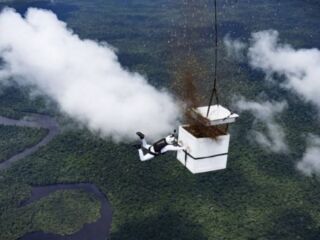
136;131;150;150
138;149;154;161
141;139;149;148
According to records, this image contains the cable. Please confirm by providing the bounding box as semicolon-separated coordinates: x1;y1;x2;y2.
206;0;219;117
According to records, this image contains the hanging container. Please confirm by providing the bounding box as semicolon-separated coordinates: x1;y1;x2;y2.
177;105;239;174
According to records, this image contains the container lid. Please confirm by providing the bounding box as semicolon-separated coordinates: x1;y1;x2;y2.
194;105;239;126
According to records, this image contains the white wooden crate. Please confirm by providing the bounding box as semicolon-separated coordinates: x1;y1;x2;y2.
177;125;230;174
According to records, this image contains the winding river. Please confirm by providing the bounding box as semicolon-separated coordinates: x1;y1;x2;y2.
0;114;112;240
20;184;112;240
0;114;59;171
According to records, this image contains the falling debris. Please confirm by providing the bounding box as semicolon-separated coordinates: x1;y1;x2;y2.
130;0;240;174
172;0;239;174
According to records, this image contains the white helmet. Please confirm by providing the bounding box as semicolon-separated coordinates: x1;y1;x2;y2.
165;135;176;145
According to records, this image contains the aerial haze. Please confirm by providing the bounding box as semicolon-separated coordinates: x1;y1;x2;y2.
0;0;320;240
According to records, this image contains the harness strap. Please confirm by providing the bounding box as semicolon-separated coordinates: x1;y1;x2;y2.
148;146;161;156
184;151;188;166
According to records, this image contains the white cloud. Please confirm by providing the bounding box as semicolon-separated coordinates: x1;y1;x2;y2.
236;98;288;153
246;30;320;174
223;35;247;61
248;30;320;109
297;135;320;176
225;30;320;175
0;8;180;142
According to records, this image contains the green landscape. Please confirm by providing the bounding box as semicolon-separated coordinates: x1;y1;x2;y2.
0;0;320;239
0;189;101;240
0;125;47;163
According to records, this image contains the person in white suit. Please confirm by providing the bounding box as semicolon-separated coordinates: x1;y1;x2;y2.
134;132;186;161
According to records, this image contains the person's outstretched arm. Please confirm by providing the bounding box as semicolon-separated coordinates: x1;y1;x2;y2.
161;145;186;154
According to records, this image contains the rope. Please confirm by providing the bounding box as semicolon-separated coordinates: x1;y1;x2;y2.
206;0;220;117
179;143;227;164
184;150;228;161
